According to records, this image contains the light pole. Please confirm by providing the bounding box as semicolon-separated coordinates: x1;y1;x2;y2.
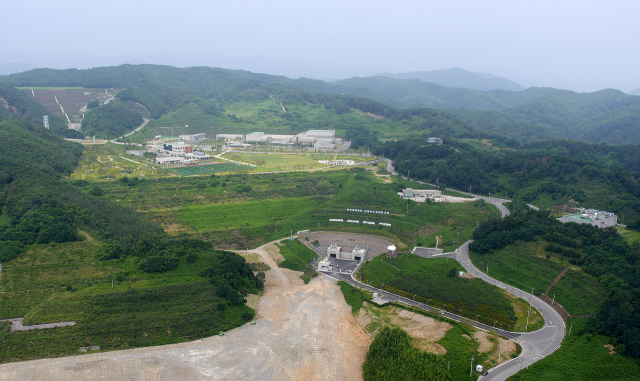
469;185;472;195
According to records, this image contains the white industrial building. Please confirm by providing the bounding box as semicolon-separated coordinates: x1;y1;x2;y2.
557;208;618;228
400;188;442;199
179;133;207;143
216;134;245;141
427;137;443;145
156;156;183;165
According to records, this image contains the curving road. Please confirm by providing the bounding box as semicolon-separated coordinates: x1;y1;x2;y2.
358;158;565;380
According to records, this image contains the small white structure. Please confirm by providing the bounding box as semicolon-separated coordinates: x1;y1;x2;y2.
386;245;397;258
427;137;443;145
318;258;331;271
476;365;484;373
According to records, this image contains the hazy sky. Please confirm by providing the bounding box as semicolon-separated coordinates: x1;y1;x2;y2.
2;0;639;92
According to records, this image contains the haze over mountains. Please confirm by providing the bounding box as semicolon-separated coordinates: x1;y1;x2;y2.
375;68;524;92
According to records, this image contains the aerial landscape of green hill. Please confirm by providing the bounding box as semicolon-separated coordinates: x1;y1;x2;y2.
1;61;640;380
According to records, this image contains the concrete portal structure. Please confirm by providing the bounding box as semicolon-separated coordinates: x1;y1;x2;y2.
557;208;618;228
326;243;367;261
327;244;341;259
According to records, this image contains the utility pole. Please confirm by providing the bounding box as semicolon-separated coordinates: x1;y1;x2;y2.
498;339;502;362
469;355;474;378
526;309;530;330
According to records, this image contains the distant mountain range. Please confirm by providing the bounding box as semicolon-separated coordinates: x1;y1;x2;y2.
375;67;524;92
631;87;640;96
0;63;36;76
2;64;640;145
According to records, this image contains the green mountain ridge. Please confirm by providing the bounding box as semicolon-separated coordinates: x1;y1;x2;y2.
375;67;524;92
2;64;640;145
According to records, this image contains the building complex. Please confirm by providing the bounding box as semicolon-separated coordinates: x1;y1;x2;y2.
557;208;618;228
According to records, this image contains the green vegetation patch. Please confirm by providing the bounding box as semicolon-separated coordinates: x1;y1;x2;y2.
360;255;517;328
363;326;452;381
169;162;249;176
277;240;318;279
0;282;254;363
337;281;371;313
469;241;563;296
179;197;317;232
547;269;607;316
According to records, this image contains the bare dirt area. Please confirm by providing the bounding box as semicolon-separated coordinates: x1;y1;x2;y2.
0;243;369;381
470;331;516;365
265;243;285;264
356;304;452;355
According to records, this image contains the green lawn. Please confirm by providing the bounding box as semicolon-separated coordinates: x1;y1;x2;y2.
360;255;517;329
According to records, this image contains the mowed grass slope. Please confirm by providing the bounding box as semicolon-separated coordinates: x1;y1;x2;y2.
360;255;517;329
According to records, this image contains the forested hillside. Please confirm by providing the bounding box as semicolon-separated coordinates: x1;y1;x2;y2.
81;101;143;139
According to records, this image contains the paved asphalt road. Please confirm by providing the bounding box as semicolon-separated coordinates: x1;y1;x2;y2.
349;158;565;380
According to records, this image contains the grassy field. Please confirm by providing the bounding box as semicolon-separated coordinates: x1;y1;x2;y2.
91;168;491;250
508;317;640;381
469;241;608;316
360;255;518;329
172;170;494;249
169;162;249;176
180;197;318;231
0;237;258;363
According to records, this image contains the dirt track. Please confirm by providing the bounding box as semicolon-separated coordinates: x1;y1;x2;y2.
0;243;369;381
